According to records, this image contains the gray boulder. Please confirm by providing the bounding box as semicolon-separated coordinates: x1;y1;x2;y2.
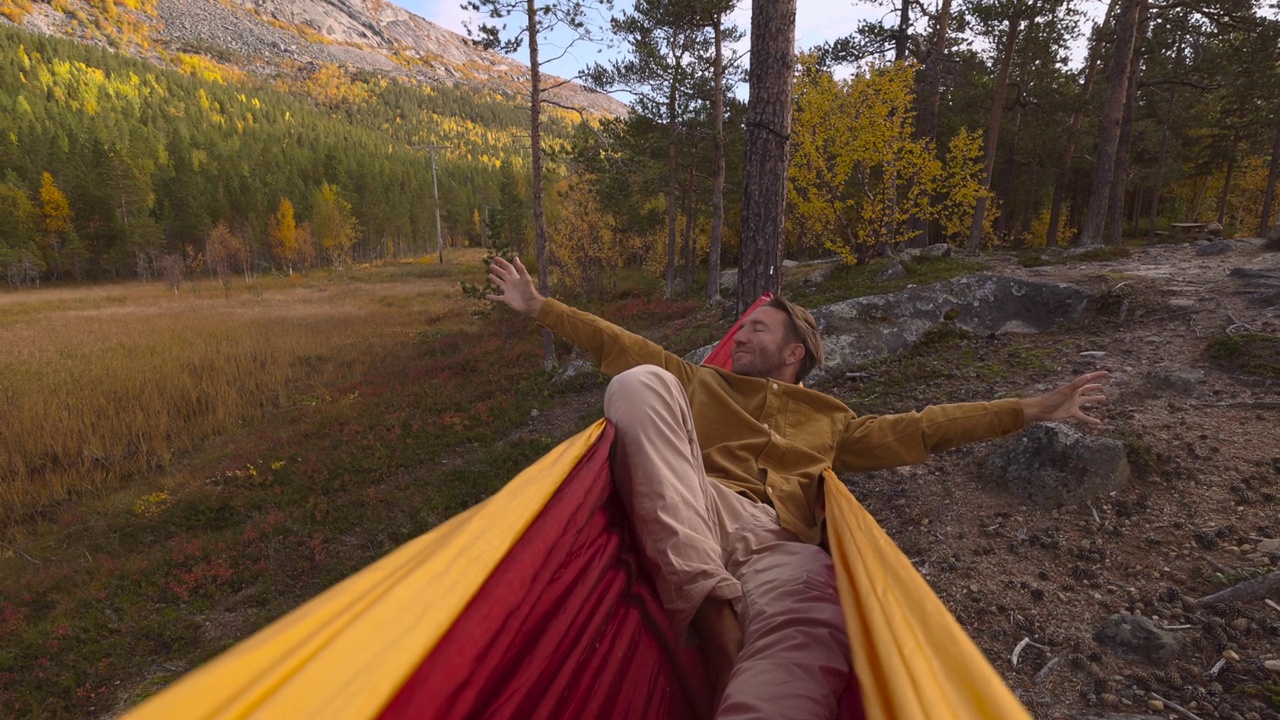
1206;221;1224;236
919;243;954;259
1268;223;1280;249
552;358;600;384
719;268;738;292
803;262;839;286
1228;266;1279;280
877;261;908;281
1144;368;1206;394
986;423;1129;506
1094;613;1182;663
1196;239;1234;256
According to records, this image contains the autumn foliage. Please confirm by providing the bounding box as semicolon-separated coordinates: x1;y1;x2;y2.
788;58;994;263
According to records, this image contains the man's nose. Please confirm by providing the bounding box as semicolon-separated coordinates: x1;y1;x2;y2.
732;330;747;346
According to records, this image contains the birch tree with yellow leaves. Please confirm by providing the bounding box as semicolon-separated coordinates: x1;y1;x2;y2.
788;58;991;264
268;198;298;275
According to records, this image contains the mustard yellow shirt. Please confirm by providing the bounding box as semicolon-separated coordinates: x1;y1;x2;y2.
538;299;1026;545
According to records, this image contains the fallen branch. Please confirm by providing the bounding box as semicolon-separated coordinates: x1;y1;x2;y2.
0;541;40;565
1148;692;1206;720
1195;569;1280;607
1032;655;1061;684
1207;658;1226;678
1194;400;1280;410
1205;556;1231;574
1161;624;1193;630
1265;598;1280;614
1010;636;1049;667
1011;637;1030;666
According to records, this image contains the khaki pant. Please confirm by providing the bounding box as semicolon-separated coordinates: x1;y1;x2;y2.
603;365;850;720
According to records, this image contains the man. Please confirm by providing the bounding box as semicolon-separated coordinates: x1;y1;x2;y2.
486;256;1108;719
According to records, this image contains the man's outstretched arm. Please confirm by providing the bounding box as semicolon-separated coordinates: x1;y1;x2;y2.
484;256;696;384
834;371;1112;473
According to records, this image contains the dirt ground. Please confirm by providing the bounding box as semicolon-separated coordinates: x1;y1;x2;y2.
824;241;1280;720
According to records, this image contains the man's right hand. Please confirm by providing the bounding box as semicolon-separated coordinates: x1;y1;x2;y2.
485;256;545;318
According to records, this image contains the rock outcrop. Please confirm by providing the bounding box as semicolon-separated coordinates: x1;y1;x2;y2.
805;275;1091;383
986;422;1130;507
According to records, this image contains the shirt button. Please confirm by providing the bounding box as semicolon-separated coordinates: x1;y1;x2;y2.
767;487;775;495
771;383;778;390
762;423;769;430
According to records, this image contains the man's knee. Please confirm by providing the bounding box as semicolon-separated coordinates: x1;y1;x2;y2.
603;365;682;421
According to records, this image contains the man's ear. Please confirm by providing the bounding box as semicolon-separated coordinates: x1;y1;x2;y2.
785;342;805;367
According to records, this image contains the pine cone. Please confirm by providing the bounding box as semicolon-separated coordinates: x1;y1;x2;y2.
1203;620;1229;648
1130;668;1159;690
1194;530;1220;549
1181;685;1211;706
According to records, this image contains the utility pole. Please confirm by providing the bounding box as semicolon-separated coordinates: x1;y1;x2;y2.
412;144;449;263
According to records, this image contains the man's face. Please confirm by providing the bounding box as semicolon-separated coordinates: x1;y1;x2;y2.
731;306;801;381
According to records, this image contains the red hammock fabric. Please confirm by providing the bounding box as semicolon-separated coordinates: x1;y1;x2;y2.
380;423;713;720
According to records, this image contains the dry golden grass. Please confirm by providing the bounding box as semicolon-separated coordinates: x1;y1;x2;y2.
0;254;486;527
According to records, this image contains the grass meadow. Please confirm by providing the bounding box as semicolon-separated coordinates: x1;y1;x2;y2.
0;258;482;529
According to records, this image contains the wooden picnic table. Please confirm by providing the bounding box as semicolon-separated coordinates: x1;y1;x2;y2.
1170;222;1208;236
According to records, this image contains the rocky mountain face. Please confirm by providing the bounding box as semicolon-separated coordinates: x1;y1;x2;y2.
7;0;627;116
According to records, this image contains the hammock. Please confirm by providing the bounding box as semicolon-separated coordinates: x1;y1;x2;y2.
126;297;1032;720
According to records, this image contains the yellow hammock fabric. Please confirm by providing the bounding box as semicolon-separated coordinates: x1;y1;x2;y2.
127;422;1032;720
824;469;1032;719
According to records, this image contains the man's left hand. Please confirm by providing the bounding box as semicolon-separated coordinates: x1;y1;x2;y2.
1020;371;1111;427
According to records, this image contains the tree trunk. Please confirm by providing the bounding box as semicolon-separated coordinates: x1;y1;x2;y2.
999;105;1022;243
738;0;796;315
966;14;1021;252
1259;120;1280;236
901;0;921;245
917;0;951;143
1077;0;1144;246
1189;175;1210;221
1216;141;1237;226
914;0;951;249
1020;165;1038;244
527;0;555;368
1046;0;1115;247
707;15;726;303
1147;102;1171;244
895;0;910;62
1104;52;1140;246
681;164;696;295
665;120;679;299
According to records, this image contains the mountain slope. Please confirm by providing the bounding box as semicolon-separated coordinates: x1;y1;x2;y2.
3;0;627;116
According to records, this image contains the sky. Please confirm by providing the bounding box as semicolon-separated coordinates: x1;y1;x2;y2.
398;0;885;88
397;0;1111;104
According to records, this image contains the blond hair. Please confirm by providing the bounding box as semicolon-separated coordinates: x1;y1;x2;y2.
765;296;824;381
